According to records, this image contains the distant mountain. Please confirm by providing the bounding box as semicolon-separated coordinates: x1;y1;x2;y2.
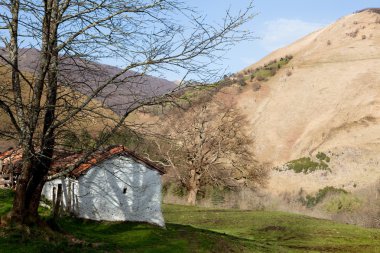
0;48;176;115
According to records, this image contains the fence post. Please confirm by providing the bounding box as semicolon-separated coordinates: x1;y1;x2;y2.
53;184;62;219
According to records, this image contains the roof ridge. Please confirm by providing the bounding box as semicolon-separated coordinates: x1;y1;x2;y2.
0;145;165;178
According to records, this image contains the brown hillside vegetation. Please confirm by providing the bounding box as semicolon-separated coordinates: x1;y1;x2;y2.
234;9;380;190
0;66;119;151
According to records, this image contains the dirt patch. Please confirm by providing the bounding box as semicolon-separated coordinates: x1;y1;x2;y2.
259;225;286;232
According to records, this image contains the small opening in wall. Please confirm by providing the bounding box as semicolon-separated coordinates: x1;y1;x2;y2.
123;187;127;194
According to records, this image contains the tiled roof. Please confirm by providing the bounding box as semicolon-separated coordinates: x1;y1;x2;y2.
60;146;166;177
0;146;165;178
0;148;23;174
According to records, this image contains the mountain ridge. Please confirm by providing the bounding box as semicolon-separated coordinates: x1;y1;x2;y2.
0;48;176;115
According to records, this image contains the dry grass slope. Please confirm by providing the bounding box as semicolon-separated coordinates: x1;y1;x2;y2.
232;10;380;193
0;66;120;151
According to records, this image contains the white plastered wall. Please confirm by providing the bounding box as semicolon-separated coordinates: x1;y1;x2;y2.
42;156;165;227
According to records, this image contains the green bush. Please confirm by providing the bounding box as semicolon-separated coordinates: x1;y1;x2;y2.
285;157;331;174
316;152;330;162
300;186;347;208
323;193;361;213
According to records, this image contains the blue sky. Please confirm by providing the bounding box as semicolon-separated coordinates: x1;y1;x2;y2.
163;0;379;80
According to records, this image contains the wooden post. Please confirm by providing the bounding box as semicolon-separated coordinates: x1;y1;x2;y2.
10;170;14;189
52;187;56;209
66;182;72;213
53;184;62;219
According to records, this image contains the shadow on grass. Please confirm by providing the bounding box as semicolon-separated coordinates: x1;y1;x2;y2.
58;218;270;253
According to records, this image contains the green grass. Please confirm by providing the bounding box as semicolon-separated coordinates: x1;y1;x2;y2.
164;204;380;252
1;189;380;252
0;189;13;215
251;68;273;81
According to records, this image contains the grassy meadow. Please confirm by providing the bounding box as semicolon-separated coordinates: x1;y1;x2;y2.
0;189;379;252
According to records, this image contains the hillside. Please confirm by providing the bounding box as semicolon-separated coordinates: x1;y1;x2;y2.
0;66;120;152
227;9;380;196
240;9;380;162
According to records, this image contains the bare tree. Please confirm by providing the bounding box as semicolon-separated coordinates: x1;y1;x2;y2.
0;0;256;225
156;101;267;205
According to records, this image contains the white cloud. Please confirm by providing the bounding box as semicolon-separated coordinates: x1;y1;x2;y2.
261;19;325;52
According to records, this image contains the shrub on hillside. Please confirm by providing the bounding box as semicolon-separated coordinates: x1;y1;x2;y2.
323;193;361;213
346;29;359;38
285;55;293;60
256;75;267;82
316;152;330;162
248;55;293;82
283;156;331;174
238;78;247;86
299;186;347;208
252;82;261;91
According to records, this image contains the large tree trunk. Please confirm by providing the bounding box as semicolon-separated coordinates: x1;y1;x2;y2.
8;148;50;225
187;187;198;205
187;169;200;205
